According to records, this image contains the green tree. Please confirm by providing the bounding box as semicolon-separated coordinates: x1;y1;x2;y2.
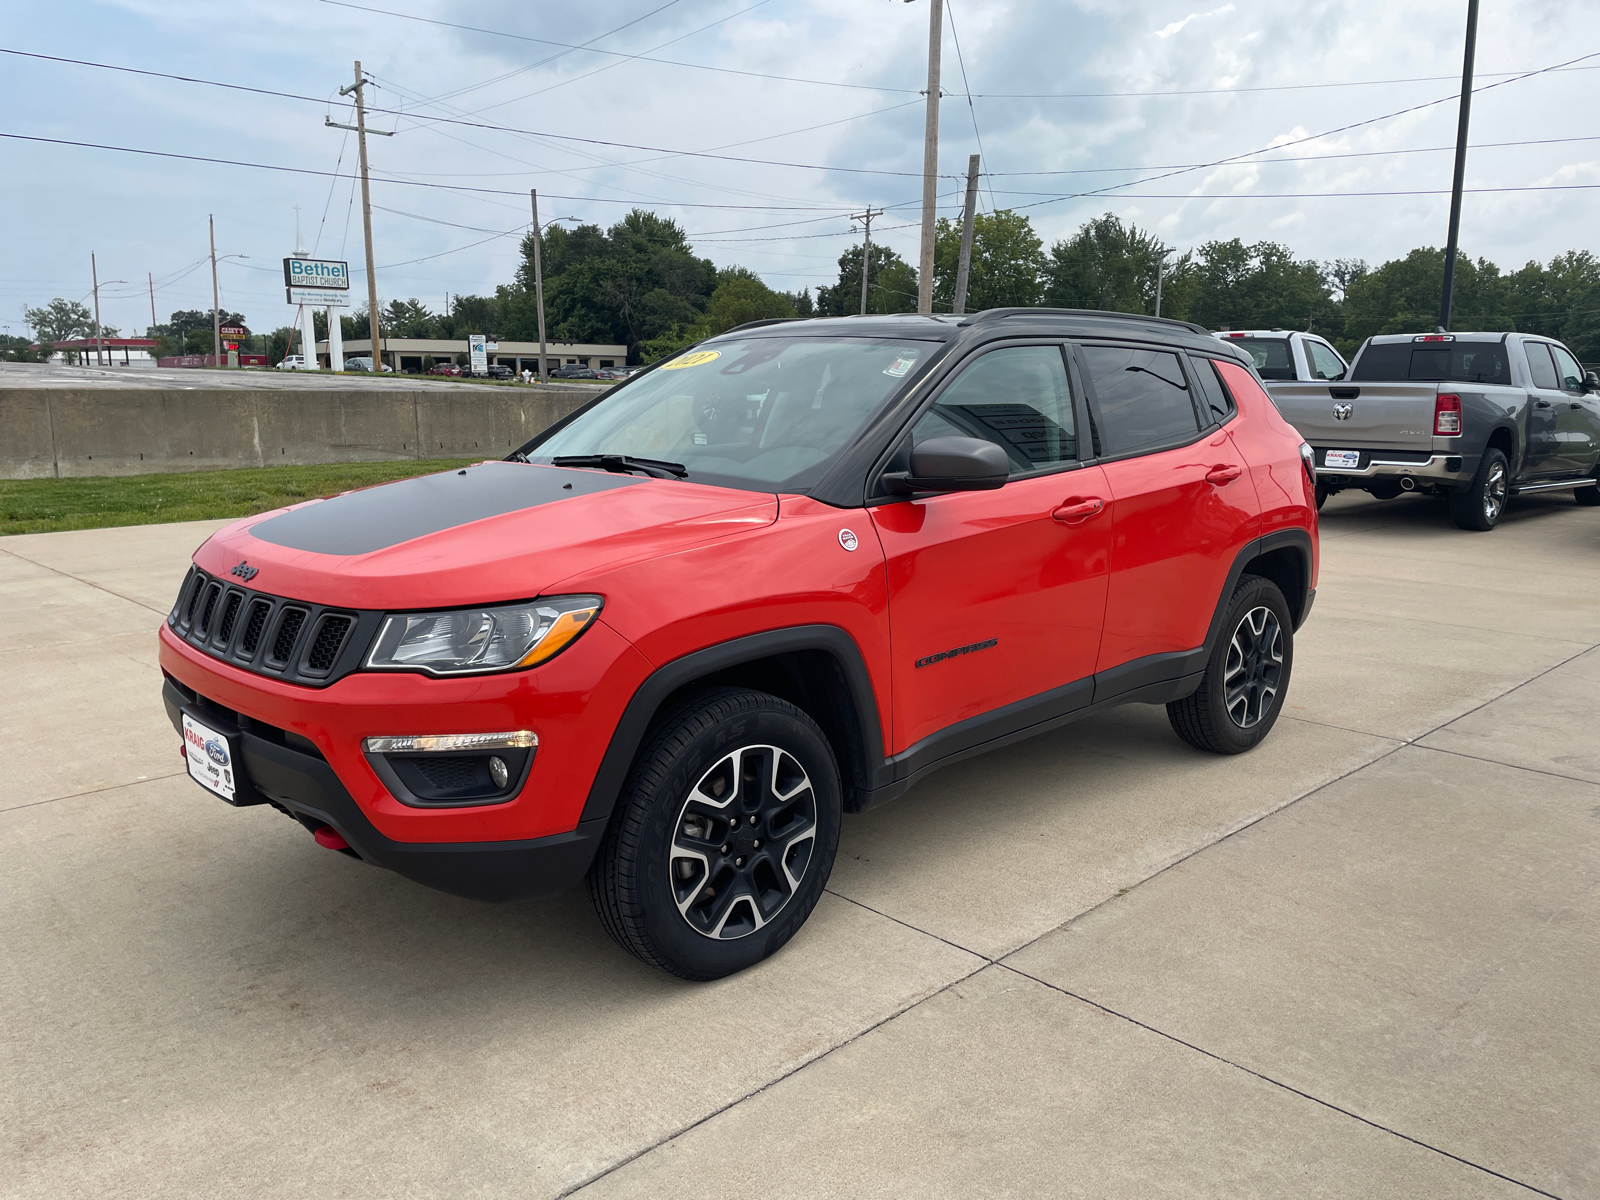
1341;248;1510;350
692;271;796;338
383;298;440;338
1042;214;1181;315
1183;239;1339;338
24;298;94;344
816;244;918;316
934;209;1045;311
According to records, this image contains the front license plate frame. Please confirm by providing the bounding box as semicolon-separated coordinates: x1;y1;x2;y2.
183;711;244;804
1323;449;1361;469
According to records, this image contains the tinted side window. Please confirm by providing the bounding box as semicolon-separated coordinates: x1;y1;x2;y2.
1550;345;1585;393
912;345;1076;473
1079;345;1200;455
1525;343;1560;390
1189;356;1235;424
1307;340;1347;381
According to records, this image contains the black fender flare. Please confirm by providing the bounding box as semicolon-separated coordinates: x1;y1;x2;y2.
578;625;889;824
1203;528;1316;644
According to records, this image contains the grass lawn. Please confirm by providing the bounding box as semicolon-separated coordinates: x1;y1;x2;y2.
0;459;478;536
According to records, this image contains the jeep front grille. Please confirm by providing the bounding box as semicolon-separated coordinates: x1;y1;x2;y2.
167;566;377;688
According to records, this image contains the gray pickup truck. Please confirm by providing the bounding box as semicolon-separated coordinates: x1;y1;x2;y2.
1265;332;1600;530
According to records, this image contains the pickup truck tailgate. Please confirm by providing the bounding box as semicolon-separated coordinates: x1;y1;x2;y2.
1266;382;1440;451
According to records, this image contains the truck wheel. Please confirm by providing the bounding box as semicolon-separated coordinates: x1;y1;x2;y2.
1449;448;1509;530
587;688;842;980
1167;574;1293;755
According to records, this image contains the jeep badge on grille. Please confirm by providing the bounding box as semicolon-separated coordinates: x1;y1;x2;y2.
230;561;259;582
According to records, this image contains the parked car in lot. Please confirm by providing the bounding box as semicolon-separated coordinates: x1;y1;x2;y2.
475;364;515;380
343;357;393;373
549;364;599;379
427;362;463;377
1215;330;1349;382
275;354;317;371
1267;332;1600;529
595;367;630;380
159;309;1318;979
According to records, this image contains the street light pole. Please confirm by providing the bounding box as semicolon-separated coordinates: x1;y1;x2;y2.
209;215;222;366
91;252;104;366
531;190;548;382
1154;249;1174;319
916;0;943;314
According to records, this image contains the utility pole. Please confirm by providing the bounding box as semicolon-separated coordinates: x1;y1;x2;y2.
1438;0;1479;332
91;253;104;366
331;62;394;370
952;154;980;315
209;215;222;365
916;0;943;314
1154;249;1174;319
531;190;549;382
850;207;883;315
148;272;157;335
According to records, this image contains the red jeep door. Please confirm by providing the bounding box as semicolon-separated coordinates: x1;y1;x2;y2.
870;344;1111;754
1075;343;1260;684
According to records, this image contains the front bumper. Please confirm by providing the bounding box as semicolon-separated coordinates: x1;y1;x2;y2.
163;677;604;900
157;616;655;895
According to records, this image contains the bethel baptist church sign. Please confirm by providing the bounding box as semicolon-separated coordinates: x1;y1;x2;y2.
283;257;352;307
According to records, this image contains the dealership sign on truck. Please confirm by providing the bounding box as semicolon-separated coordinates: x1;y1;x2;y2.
283;257;352;307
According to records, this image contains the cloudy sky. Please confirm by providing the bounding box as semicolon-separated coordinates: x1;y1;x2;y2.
4;0;1598;337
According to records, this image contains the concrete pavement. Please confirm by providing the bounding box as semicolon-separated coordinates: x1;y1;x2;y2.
3;488;1597;1198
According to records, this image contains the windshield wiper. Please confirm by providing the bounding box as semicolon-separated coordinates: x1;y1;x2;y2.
549;454;689;480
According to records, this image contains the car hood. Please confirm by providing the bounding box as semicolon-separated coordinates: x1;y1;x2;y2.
192;461;778;611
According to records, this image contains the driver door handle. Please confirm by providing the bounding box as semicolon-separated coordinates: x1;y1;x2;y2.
1536;399;1553;408
1205;464;1243;485
1052;497;1104;523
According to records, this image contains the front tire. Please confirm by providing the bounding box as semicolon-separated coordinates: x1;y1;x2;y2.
1450;448;1509;530
1167;574;1294;755
587;688;842;980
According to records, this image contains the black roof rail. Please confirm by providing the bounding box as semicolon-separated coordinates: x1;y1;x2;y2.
957;307;1212;337
721;317;808;335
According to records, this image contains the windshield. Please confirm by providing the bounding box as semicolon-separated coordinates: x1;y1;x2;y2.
1228;337;1295;380
530;336;938;493
1352;341;1511;385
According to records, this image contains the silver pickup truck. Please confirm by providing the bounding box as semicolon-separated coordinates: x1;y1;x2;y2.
1264;332;1600;530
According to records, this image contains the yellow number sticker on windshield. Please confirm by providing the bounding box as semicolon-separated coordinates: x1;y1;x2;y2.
660;350;721;370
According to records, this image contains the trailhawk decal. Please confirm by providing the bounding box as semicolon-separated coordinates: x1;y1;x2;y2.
915;638;998;669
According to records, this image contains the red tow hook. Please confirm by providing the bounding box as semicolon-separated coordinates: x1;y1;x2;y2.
313;825;350;851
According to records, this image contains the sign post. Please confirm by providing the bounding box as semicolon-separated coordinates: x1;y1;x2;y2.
285;257;350;370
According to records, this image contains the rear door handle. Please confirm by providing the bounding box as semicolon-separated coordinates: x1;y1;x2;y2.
1536;399;1553;408
1205;464;1242;485
1052;497;1104;523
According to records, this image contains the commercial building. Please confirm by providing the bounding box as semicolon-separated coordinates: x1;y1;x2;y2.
317;338;629;375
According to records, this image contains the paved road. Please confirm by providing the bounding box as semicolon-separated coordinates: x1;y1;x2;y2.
3;490;1597;1198
0;361;607;392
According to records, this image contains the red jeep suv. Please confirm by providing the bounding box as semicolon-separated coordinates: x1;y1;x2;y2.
160;310;1318;978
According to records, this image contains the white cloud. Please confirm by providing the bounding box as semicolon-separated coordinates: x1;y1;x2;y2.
1154;4;1237;40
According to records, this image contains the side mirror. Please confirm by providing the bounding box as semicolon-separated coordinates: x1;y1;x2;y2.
1584;370;1599;394
885;436;1010;494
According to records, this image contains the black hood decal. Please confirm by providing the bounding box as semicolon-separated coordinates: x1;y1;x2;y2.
249;462;643;556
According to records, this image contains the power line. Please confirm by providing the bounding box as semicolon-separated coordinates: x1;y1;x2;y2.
967;63;1600;99
943;0;996;213
984;134;1600;177
0;132;869;209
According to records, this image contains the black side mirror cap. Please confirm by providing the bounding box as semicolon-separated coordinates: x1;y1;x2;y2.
1584;370;1600;393
885;436;1010;494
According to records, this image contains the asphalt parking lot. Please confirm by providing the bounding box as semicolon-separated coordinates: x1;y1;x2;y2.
3;489;1597;1198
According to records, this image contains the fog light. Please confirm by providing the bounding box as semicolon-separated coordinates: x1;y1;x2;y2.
489;756;509;789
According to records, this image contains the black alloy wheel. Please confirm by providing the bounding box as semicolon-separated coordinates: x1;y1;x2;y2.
1450;448;1510;531
588;688;841;980
1167;574;1294;755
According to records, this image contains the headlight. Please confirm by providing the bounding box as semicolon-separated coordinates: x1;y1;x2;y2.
365;596;602;676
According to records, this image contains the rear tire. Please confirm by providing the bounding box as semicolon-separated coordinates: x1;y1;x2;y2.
1167;574;1293;755
1450;448;1509;530
587;688;842;980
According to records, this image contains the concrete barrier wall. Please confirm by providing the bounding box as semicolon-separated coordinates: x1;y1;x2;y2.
0;387;594;479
